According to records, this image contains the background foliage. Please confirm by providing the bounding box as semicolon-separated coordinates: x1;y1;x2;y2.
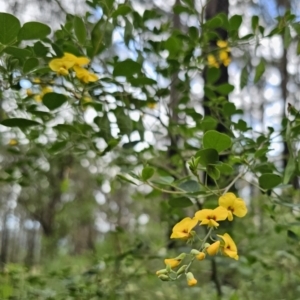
0;0;300;299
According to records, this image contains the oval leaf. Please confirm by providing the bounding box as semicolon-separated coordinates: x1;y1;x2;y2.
195;148;219;167
141;166;155;181
43;93;67;110
1;118;40;128
0;13;20;45
23;57;39;73
113;59;141;77
259;173;282;189
19;22;51;40
74;16;86;45
179;180;200;193
203;130;232;153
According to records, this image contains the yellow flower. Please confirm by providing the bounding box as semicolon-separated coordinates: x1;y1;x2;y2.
49;53;90;75
170;217;198;239
194;206;228;227
217;40;229;49
219;50;231;66
164;253;185;268
26;89;33;96
186;272;197;287
217;233;239;260
8;139;18;146
206;241;220;256
147;102;157;109
207;54;219;68
164;258;181;269
196;252;206;261
218;193;247;221
73;66;98;83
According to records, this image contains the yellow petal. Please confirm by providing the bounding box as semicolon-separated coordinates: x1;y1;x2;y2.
214;206;228;220
196;252;206;261
218;233;238;260
194;209;213;221
206;241;220;256
164;258;181;268
217;40;228;48
233;200;247;218
219;192;236;208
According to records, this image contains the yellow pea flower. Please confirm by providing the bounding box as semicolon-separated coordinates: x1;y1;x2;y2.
218;193;247;221
8;139;18;146
207;54;219;68
196;252;206;261
217;233;239;260
194;206;228;228
170;217;198;239
73;66;98;83
164;258;181;269
217;40;229;49
206;241;220;256
186;272;197;287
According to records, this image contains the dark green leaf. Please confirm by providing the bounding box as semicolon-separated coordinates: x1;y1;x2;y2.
23;57;39;73
223;102;236;116
33;41;48;56
205;16;223;29
283;156;296;184
43;93;68;110
201;116;218;131
1;118;40;127
169;197;193;208
215;163;233;175
113;59;141;77
283;26;291;49
179;180;200;193
287;230;299;241
215;83;234;95
4;46;31;59
112;5;132;17
229;15;242;31
74;16;86;44
195;148;219;166
206;67;220;84
94;114;112;141
259;173;282;189
207;165;220;180
240;66;248;89
203;130;232;153
18;22;51;40
0;13;20;45
251;16;259;32
142;166;155;181
254;60;265;83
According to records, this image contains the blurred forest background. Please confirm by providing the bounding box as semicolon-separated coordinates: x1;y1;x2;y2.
0;0;300;299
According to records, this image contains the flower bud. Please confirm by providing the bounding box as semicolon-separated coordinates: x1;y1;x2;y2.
186;272;197;286
158;274;170;281
190;249;200;255
196;252;206;261
206;241;220;256
176;265;187;275
156;269;168;276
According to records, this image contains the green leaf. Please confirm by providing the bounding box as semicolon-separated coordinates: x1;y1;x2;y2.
215;83;234;95
141;166;155;181
112;5;132;17
283;156;296;184
203;130;232;153
152;176;174;185
129;77;156;86
215;163;233;175
23;57;39;73
74;16;86;44
259;173;282;189
251;16;259;32
94;114;112;141
201;116;218;131
117;174;137;185
287;230;299;241
169;197;193;208
0;13;21;45
179;180;200;193
33;41;48;56
18;22;51;40
43;93;67;110
4;46;31;59
283;26;291;49
240;66;248;89
207;165;220;180
223;102;236;116
113;59;141;77
195;148;219;166
1;118;40;127
229;15;242;31
254;60;265;83
205;16;223;29
115;110;133;135
206;67;220;84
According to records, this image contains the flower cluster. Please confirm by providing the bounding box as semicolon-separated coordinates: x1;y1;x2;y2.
49;53;98;83
156;193;247;286
207;40;231;68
